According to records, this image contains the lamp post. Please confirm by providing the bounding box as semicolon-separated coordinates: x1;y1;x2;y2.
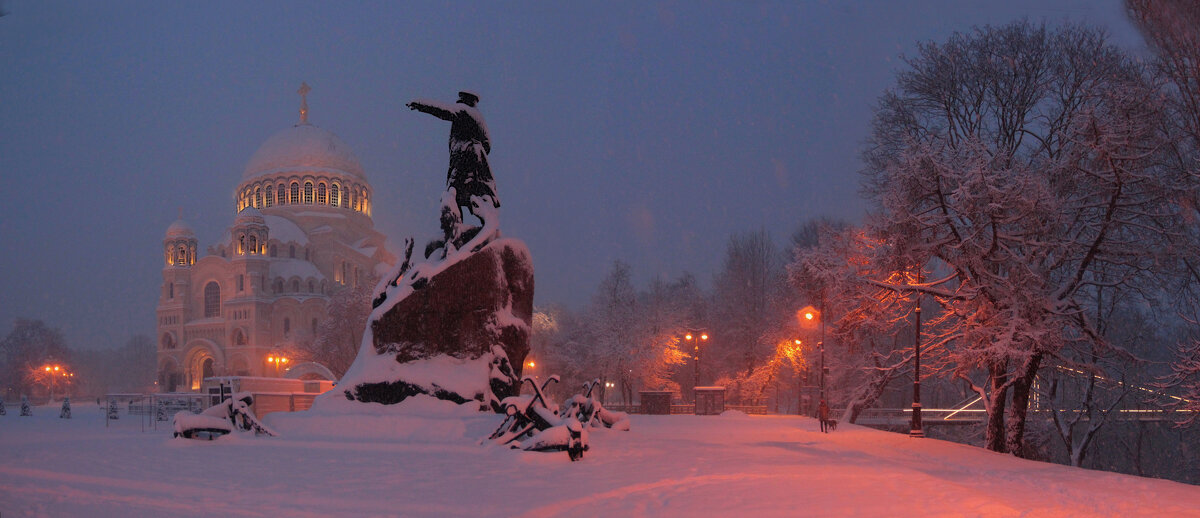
684;330;708;400
604;381;614;406
266;354;289;377
801;308;825;402
35;363;73;402
791;339;804;415
910;268;924;438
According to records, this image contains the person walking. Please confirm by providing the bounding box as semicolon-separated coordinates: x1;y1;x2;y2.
818;399;830;433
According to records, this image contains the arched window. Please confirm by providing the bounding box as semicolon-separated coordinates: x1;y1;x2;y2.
203;282;221;318
238;234;245;255
292;279;300;292
255;187;262;208
317;182;327;205
342;186;350;208
308;280;314;292
161;333;175;350
331;183;341;207
249;235;257;254
290;182;300;204
363;191;369;215
351;190;357;211
265;185;274;207
284;318;291;334
270;245;277;257
274;279;283;293
278;183;286;205
289;245;295;259
232;329;246;346
304;181;314;204
177;246;187;265
237;274;244;292
168;282;174;299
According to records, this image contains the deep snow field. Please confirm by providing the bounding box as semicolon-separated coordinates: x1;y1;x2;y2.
2;398;1199;517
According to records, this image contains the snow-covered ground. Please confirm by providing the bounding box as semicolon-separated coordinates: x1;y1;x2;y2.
2;398;1198;517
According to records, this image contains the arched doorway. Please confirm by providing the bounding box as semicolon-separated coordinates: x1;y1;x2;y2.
183;341;223;391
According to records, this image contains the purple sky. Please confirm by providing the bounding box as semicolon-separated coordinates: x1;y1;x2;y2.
0;1;1145;349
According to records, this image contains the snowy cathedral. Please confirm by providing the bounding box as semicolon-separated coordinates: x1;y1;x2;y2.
155;85;394;392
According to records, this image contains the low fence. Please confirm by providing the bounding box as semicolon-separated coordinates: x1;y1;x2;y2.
604;403;768;415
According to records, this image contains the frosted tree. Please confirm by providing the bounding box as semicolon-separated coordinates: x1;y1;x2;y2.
302;273;379;379
859;21;1176;454
710;230;792;397
1127;0;1200;426
1;319;71;396
582;261;641;405
790;223;922;423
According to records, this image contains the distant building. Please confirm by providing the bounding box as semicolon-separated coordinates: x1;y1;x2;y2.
155;85;394;391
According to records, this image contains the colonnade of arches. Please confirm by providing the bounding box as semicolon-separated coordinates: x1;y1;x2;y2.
236;175;371;216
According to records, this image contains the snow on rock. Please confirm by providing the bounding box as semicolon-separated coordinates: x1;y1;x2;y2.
320;235;533;412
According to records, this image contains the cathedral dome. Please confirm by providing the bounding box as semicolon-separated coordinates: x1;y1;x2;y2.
234;206;266;226
241;124;366;183
166;219;195;238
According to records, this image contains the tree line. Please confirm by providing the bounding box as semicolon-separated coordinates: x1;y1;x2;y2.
532;5;1200;481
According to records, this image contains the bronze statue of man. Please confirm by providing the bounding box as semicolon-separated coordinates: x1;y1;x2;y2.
407;91;500;253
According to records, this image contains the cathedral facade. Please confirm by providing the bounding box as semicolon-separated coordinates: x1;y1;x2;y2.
155;88;394;392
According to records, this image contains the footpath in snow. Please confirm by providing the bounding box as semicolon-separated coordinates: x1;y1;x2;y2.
1;398;1198;517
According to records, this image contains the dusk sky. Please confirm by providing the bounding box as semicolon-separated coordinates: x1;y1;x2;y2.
0;1;1145;350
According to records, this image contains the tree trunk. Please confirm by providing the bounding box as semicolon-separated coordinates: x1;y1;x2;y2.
984;363;1009;453
1005;353;1042;457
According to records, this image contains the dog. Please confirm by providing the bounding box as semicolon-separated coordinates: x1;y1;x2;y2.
824;419;838;432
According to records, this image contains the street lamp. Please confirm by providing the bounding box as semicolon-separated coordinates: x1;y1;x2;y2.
684;330;708;399
799;306;825;404
34;363;73;401
910;268;924;439
266;354;289;376
604;381;614;406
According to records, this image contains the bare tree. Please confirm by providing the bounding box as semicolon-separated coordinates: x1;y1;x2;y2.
1127;0;1200;426
859;21;1175;454
710;229;791;388
1;319;72;398
302;274;379;379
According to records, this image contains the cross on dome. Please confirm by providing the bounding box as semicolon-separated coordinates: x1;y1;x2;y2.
298;82;312;125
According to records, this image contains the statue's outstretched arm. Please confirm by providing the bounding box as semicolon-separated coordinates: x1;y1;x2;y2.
406;100;454;121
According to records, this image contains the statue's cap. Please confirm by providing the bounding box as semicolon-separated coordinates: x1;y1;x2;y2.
458;91;480;104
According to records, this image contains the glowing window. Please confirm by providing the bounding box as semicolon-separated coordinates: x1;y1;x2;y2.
249;235;257;254
278;184;286;205
304;181;314;204
290;182;300;204
255;187;262;208
318;183;327;205
265;185;273;207
203;282;221;318
331;183;340;207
